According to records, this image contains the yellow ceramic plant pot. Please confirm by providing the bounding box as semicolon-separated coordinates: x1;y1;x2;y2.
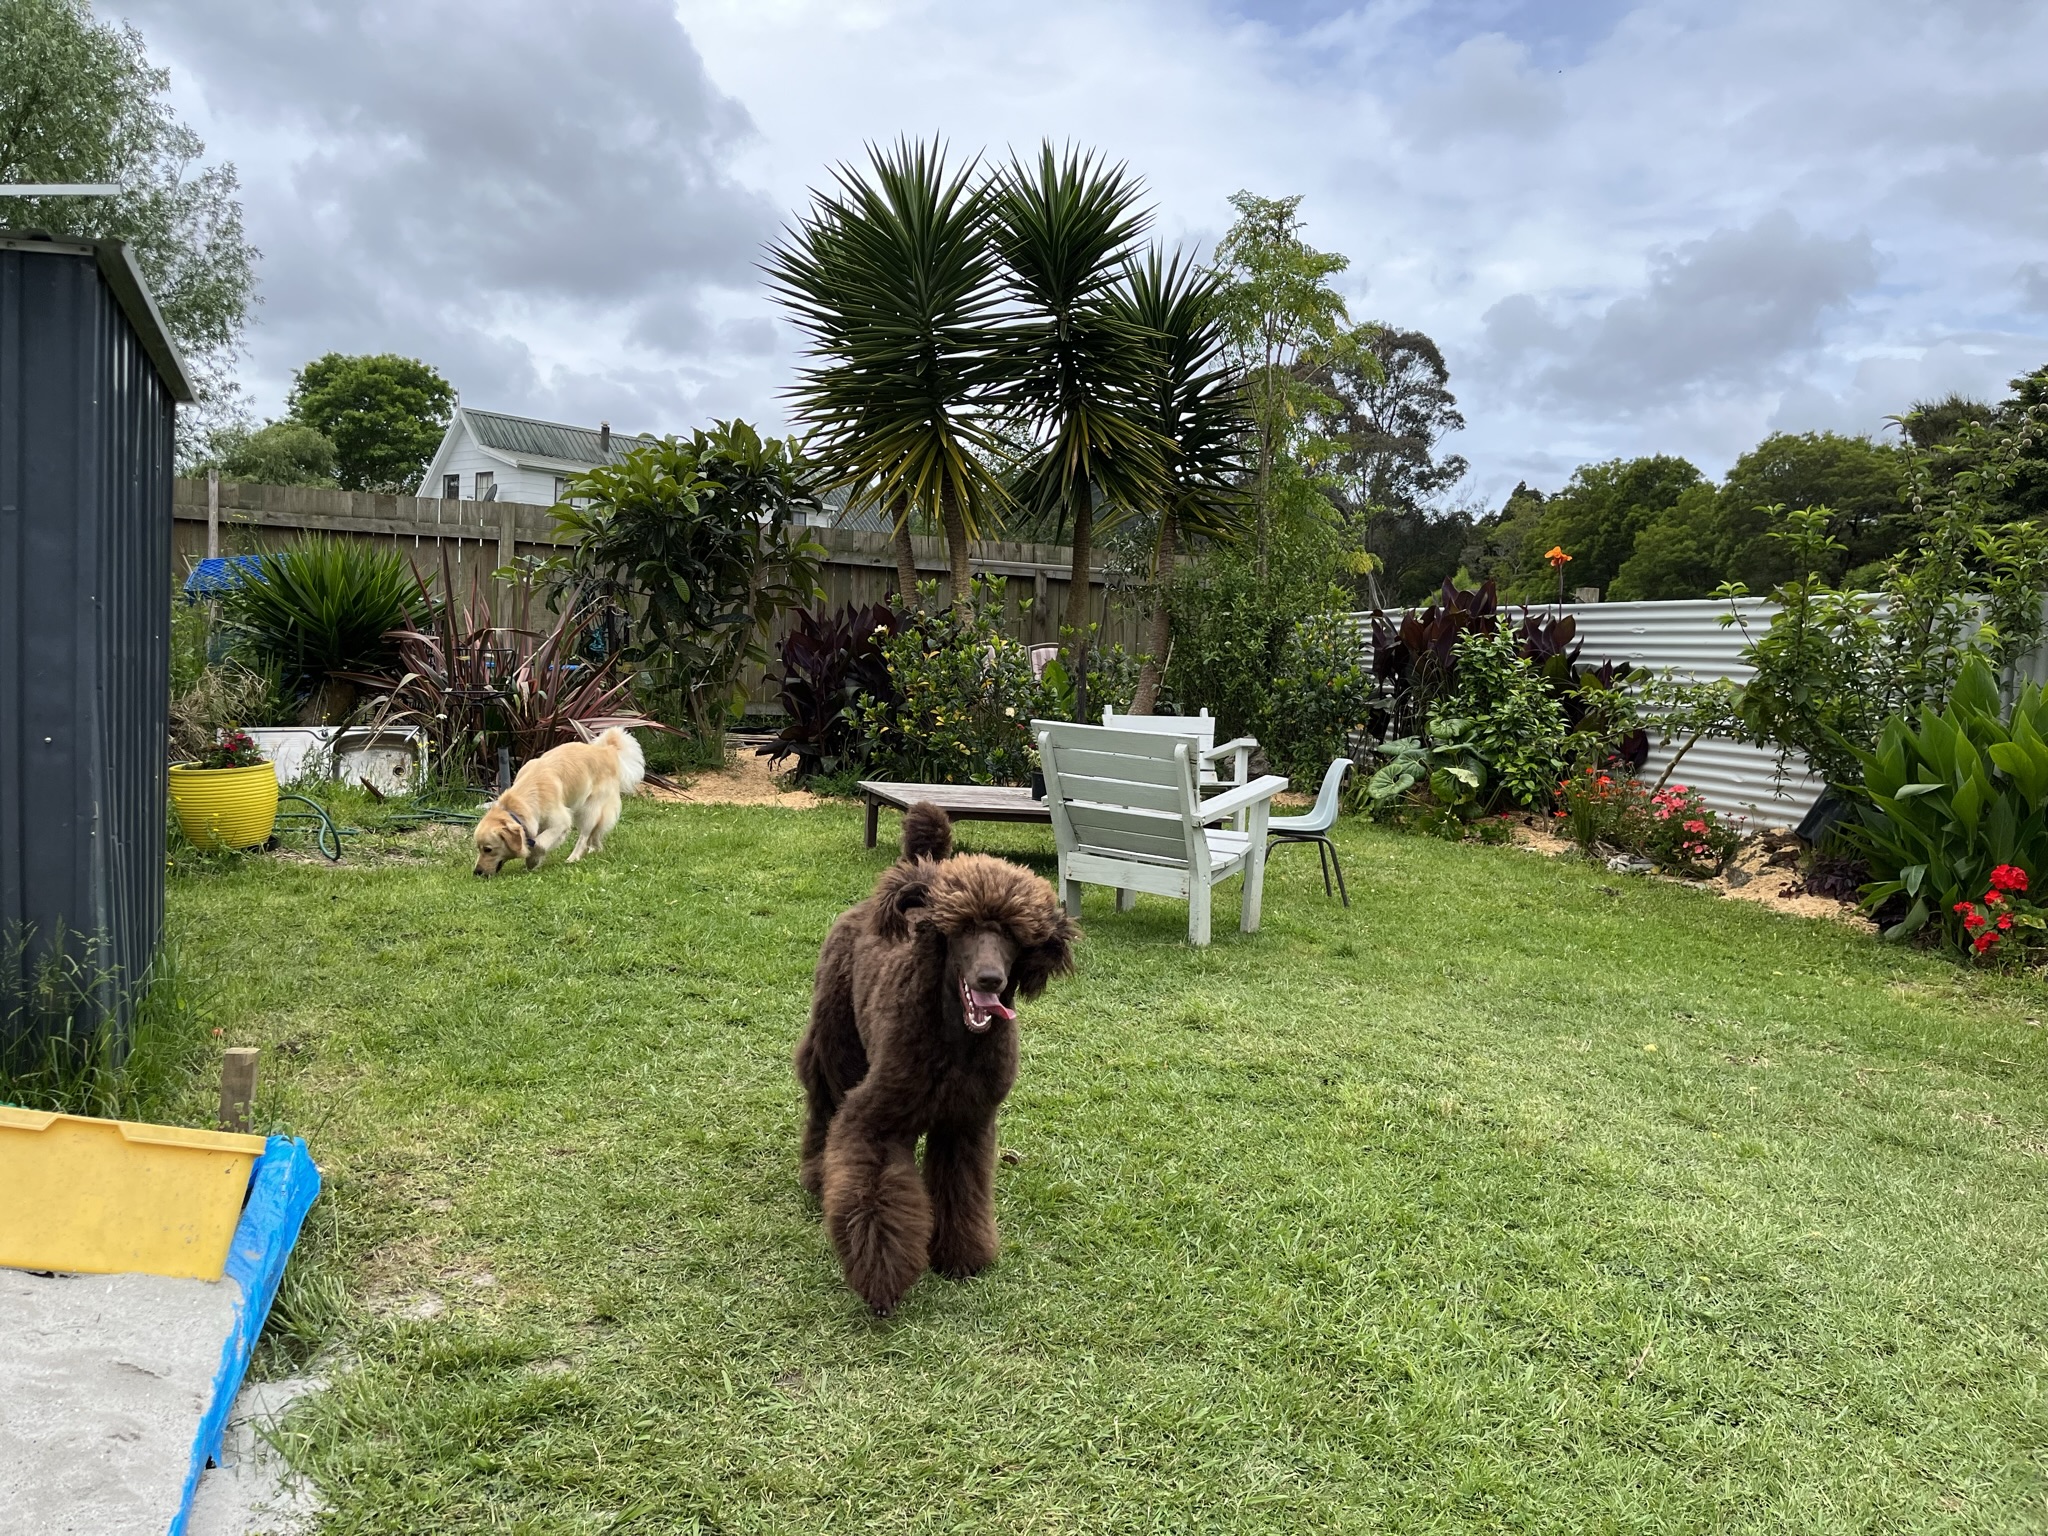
168;760;279;851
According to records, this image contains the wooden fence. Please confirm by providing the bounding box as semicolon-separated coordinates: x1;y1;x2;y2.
171;478;1146;710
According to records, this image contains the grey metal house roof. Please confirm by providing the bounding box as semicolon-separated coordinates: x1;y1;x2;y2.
463;408;654;466
809;484;896;532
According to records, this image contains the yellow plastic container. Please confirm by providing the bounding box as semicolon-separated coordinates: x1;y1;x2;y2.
168;760;280;851
0;1107;268;1279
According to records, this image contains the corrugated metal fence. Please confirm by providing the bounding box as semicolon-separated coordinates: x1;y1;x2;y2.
1350;598;1828;827
1551;599;1827;827
1351;593;2048;831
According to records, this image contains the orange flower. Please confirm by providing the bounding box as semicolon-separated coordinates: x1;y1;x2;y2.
1545;545;1572;567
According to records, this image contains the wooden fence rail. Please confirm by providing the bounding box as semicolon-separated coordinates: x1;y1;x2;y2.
171;478;1146;711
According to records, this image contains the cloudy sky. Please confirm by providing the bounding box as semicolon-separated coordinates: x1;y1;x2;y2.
123;0;2048;506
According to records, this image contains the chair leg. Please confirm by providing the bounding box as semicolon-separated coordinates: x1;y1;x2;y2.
1189;880;1212;946
1315;838;1332;896
1116;888;1136;912
1323;836;1349;907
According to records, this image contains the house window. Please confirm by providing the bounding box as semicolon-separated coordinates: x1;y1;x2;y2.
554;475;570;504
474;471;495;500
442;474;460;500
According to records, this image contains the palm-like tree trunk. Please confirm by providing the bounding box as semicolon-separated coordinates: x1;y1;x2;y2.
941;483;972;609
1131;507;1176;714
1061;490;1096;717
888;492;918;606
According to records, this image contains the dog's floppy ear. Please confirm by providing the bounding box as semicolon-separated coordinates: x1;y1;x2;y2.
1012;906;1080;1000
870;861;935;941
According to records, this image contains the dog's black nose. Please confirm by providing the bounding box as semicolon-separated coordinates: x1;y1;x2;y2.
974;969;1006;994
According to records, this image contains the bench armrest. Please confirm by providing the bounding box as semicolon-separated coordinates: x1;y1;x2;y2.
1195;774;1289;825
1200;736;1259;764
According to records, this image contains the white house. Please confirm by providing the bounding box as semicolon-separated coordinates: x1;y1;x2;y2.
414;405;655;504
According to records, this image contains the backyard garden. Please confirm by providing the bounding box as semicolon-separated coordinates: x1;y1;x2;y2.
84;794;2046;1532
11;133;2048;1533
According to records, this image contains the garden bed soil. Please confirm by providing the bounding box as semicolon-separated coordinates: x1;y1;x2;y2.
644;746;821;809
1509;817;1871;929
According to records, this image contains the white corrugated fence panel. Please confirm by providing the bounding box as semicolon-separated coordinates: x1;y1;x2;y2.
1351;598;1826;829
1560;599;1826;827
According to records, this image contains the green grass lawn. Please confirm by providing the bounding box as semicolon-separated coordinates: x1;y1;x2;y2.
165;802;2048;1533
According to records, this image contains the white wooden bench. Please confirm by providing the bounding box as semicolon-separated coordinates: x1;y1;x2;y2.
1099;707;1259;830
1035;720;1289;946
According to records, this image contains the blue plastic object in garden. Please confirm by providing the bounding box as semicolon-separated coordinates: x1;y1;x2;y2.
181;555;267;602
1265;758;1353;905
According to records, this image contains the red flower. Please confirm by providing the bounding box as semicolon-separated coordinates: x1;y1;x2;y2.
1953;900;1976;915
1974;933;1996;954
1998;914;2014;930
1990;864;2029;893
1684;818;1707;834
1985;890;2004;906
1964;912;1988;930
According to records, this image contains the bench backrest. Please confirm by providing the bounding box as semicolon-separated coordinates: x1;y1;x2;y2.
1035;720;1206;873
1100;707;1214;749
1100;708;1225;785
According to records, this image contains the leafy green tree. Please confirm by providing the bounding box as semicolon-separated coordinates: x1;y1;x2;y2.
1495;455;1704;600
548;422;827;733
1109;248;1252;713
1901;392;1995;451
1307;323;1465;516
287;353;454;493
1212;192;1349;574
1989;365;2048;526
211;420;337;487
991;143;1162;702
767;138;1009;609
0;0;257;444
1609;483;1724;600
1716;431;1908;591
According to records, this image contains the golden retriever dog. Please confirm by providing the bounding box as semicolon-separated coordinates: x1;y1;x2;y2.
472;727;645;877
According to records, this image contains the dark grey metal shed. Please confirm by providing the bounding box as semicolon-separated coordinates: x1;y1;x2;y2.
0;232;193;1061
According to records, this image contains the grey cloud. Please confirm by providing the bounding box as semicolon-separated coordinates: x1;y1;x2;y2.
1402;32;1564;143
122;0;778;423
1481;212;1878;412
2020;264;2048;315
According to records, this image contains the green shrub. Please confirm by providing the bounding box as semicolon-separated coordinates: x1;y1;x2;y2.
1261;610;1375;784
546;422;826;734
1848;653;2048;946
221;536;424;723
1428;625;1567;810
1163;540;1369;784
855;579;1048;784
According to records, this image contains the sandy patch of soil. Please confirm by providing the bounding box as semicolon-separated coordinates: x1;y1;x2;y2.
645;742;821;809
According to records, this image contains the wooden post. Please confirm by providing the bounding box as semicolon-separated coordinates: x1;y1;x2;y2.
207;468;219;559
498;504;516;576
218;1046;258;1133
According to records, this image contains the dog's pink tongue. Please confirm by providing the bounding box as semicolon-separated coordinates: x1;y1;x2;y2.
969;990;1015;1022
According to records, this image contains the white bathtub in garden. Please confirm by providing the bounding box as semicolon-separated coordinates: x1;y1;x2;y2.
242;726;424;795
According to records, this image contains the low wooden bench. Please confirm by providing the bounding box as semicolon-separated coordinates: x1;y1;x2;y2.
858;780;1051;849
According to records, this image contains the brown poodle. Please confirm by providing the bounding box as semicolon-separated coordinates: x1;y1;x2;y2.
795;804;1078;1315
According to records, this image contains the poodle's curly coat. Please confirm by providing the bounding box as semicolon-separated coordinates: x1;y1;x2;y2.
795;804;1078;1314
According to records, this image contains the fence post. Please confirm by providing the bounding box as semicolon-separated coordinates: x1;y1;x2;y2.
207;468;219;559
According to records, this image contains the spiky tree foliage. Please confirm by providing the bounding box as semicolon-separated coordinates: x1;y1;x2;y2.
991;143;1163;703
767;138;1009;609
1112;249;1253;713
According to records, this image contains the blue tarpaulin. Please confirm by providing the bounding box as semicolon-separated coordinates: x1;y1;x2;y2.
181;556;266;602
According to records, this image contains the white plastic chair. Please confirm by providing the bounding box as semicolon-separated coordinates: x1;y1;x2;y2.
1265;758;1353;905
